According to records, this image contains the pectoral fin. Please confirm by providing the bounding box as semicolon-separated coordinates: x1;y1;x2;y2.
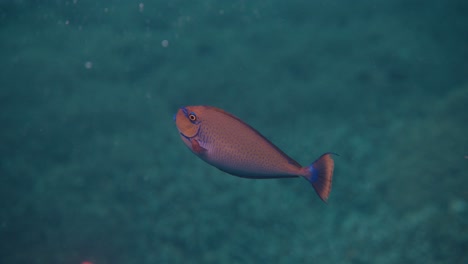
191;139;207;155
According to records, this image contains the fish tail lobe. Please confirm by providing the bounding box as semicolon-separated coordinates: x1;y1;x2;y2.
304;153;335;203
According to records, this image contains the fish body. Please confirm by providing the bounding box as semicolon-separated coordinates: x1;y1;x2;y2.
174;105;335;202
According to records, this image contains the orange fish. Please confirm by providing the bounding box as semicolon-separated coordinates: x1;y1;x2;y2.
174;105;335;202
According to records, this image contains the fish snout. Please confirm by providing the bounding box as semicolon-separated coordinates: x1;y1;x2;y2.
175;107;199;138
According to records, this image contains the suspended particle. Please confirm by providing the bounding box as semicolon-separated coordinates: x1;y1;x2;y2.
84;61;93;69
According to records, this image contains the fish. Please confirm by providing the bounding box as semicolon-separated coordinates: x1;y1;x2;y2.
174;105;335;202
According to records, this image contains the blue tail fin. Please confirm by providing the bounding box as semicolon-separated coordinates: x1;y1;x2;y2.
305;153;335;203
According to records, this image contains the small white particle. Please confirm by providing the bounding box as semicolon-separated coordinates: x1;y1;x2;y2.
84;61;93;69
161;39;169;48
139;3;144;12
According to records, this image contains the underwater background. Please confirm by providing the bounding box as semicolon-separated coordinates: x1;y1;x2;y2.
1;0;467;263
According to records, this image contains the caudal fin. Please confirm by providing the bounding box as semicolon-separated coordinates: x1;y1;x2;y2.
304;153;335;203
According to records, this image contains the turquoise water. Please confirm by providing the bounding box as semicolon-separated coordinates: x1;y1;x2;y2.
1;1;467;263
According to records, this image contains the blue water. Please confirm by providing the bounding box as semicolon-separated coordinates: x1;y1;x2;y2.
1;1;467;263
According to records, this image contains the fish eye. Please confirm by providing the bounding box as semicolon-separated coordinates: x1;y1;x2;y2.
188;113;197;121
